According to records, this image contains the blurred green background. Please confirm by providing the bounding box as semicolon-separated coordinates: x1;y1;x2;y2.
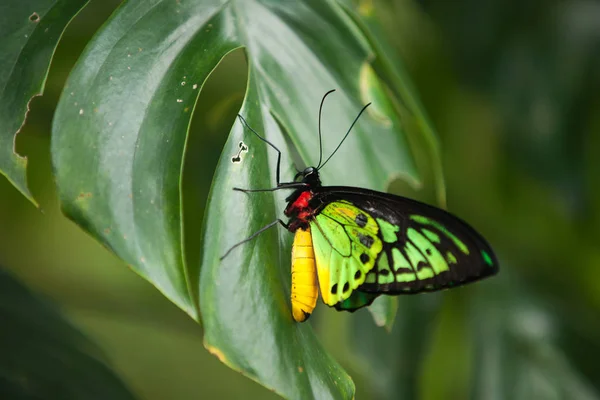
1;0;599;398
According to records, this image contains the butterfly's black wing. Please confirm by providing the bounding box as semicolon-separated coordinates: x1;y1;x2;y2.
310;186;498;295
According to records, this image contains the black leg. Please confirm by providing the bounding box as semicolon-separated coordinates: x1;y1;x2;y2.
220;219;290;260
232;182;307;194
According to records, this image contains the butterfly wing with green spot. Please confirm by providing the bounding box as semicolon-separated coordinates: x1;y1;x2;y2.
309;200;384;306
310;186;498;299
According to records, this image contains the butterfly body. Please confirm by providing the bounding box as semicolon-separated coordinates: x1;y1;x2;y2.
290;228;318;323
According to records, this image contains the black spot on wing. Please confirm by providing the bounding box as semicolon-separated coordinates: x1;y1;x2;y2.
416;261;429;271
331;284;338;294
360;253;370;264
355;213;368;227
358;233;374;248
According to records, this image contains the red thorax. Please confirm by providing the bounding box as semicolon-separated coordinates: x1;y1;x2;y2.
285;190;314;226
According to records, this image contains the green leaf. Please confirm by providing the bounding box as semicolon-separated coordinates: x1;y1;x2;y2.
0;267;136;399
51;0;437;397
201;81;358;400
0;0;89;204
339;0;447;208
52;0;245;319
347;294;442;399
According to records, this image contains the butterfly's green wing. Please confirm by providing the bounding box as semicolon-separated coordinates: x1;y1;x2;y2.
309;201;383;306
309;187;498;309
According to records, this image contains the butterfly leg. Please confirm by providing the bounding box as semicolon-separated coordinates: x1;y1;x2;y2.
220;219;290;260
233;182;307;193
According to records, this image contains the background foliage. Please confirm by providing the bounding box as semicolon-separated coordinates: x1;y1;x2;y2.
1;0;599;398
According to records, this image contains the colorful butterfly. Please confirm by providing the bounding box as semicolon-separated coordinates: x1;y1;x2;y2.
223;90;498;322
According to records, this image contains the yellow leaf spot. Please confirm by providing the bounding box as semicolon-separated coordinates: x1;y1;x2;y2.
206;344;228;364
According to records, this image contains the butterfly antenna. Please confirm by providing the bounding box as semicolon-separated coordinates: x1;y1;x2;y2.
237;114;283;185
316;89;337;169
318;102;372;170
237;114;281;153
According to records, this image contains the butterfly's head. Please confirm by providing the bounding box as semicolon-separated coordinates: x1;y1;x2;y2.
294;166;321;187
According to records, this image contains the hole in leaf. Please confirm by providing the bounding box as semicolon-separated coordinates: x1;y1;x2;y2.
182;48;248;280
231;141;248;163
29;12;40;23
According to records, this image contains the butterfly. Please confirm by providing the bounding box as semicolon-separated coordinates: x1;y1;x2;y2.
222;90;498;322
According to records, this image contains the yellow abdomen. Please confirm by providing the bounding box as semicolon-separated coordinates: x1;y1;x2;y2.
291;228;318;322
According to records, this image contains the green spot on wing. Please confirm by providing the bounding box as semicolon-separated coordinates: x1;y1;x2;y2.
407;228;449;275
405;241;434;280
376;218;399;243
391;248;416;282
395;273;416;283
410;215;470;255
365;272;376;284
422;229;440;243
378;251;391;270
391;248;411;271
446;252;457;264
482;250;493;266
377;253;394;284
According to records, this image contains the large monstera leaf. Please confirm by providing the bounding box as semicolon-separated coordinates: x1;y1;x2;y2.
47;0;441;398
